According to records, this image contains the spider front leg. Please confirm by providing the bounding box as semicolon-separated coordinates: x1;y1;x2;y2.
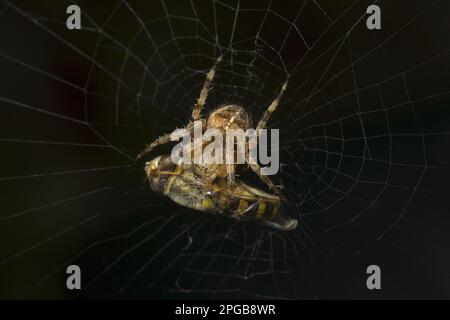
246;80;288;199
136;121;205;161
136;133;173;161
191;55;223;120
256;80;288;131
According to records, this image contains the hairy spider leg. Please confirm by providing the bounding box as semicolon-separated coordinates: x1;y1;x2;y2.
191;55;223;120
256;80;288;131
245;159;286;201
136;132;173;161
137;55;223;161
246;80;288;199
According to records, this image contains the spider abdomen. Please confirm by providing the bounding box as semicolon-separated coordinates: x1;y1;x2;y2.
207;104;251;132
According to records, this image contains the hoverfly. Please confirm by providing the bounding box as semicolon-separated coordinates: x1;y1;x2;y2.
145;155;298;231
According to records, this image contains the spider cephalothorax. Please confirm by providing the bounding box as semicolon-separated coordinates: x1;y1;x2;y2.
137;55;288;197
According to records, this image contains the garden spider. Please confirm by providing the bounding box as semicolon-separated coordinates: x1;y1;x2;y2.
136;55;288;197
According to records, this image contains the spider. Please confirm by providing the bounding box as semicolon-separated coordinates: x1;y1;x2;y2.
136;55;288;197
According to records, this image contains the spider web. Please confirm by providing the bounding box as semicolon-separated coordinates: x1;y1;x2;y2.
1;0;450;299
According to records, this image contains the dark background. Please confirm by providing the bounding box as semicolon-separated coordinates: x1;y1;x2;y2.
1;0;450;299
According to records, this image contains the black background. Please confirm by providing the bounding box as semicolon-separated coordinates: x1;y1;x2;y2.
1;0;450;299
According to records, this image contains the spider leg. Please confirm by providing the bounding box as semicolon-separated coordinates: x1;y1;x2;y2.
135;133;173;161
256;80;288;131
136;120;205;162
191;55;223;120
245;154;286;201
